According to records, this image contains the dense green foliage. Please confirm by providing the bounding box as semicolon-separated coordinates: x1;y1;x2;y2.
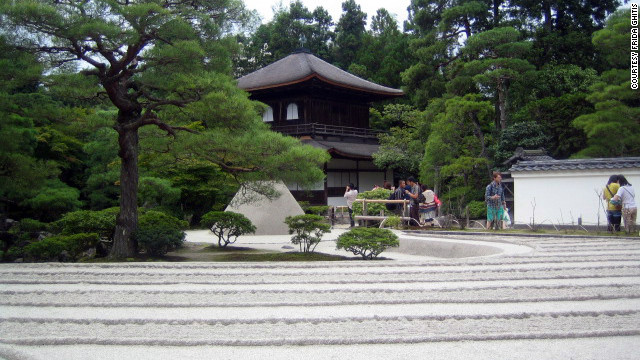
54;208;120;239
284;214;331;253
135;211;188;256
352;188;393;216
24;233;99;261
0;0;329;258
336;227;399;259
201;211;256;247
467;200;488;219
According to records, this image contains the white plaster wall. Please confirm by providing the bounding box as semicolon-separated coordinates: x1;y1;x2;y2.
512;169;640;226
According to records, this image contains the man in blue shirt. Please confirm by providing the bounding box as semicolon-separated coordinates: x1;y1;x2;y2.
485;172;506;230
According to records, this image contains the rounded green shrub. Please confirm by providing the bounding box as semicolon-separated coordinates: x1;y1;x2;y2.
383;215;403;229
467;200;487;219
24;233;99;261
336;227;399;259
54;207;119;238
352;188;393;216
201;211;256;247
284;214;330;253
135;211;187;256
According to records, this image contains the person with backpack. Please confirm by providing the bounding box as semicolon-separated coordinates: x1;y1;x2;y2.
602;175;621;232
405;177;421;225
611;175;637;234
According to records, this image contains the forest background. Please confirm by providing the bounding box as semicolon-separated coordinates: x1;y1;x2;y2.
1;0;638;247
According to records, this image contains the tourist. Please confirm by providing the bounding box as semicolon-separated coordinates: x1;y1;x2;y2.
388;180;407;216
344;183;358;227
603;175;621;232
611;175;637;234
485;171;506;230
405;177;420;225
418;184;438;225
383;181;392;190
394;180;406;201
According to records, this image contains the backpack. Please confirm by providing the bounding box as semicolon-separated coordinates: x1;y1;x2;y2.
386;190;398;211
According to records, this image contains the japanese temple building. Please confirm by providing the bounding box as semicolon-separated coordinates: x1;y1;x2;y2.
237;49;404;206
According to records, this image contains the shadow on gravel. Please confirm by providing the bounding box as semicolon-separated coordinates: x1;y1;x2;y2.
163;242;356;262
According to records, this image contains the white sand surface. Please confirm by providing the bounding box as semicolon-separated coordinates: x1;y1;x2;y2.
0;230;639;359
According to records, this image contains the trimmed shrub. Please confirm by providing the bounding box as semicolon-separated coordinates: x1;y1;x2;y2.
54;207;119;238
23;233;99;261
284;214;331;253
383;215;403;229
297;201;310;212
352;188;393;216
336;227;399;260
135;211;187;256
304;206;330;216
467;200;487;219
200;211;256;247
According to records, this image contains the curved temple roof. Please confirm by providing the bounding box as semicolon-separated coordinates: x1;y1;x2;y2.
237;49;404;97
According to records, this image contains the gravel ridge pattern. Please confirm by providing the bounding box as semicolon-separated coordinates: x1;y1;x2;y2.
1;233;639;359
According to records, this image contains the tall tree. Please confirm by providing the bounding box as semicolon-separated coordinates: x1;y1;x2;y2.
453;27;535;129
420;94;493;202
402;0;497;108
0;37;52;215
334;0;367;68
373;104;426;178
237;1;334;75
1;0;327;258
352;9;413;89
511;0;620;69
572;10;640;158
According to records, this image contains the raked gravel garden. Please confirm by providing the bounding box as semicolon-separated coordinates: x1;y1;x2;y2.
0;227;639;359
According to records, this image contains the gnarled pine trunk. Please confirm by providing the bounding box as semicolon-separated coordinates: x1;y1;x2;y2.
110;122;139;258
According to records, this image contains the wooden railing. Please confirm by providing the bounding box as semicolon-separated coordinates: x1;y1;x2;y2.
352;199;421;227
271;123;381;138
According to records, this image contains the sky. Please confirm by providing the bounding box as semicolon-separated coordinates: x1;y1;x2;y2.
242;0;412;28
243;0;640;29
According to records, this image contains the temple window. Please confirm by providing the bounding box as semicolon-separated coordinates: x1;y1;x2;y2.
262;106;274;122
286;103;299;120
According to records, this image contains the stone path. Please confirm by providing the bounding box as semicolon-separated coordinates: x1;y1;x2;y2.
0;233;639;359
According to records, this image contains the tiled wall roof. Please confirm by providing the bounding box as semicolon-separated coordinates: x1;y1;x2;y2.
510;157;640;172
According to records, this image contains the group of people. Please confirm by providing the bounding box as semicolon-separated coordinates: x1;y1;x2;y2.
346;172;637;234
399;177;442;225
603;175;637;234
344;177;442;227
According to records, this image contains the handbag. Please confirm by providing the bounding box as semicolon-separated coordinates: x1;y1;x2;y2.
607;185;622;210
609;198;622;207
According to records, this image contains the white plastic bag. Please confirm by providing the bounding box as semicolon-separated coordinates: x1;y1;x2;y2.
503;208;512;228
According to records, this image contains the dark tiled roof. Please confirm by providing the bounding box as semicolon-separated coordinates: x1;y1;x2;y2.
510;157;640;172
237;50;403;97
302;139;378;159
503;147;554;166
